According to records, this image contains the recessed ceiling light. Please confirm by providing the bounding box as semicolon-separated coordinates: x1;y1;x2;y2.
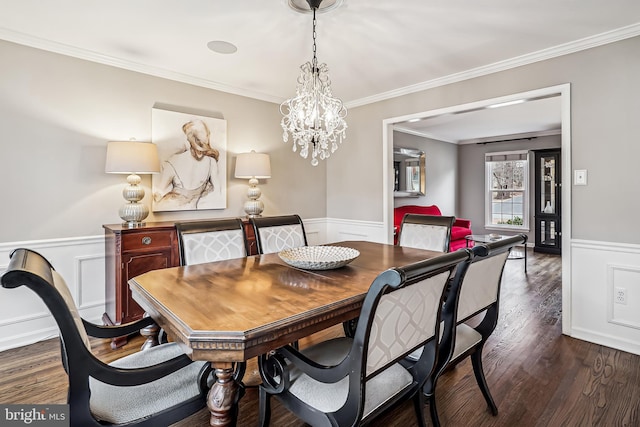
288;0;344;14
207;40;238;54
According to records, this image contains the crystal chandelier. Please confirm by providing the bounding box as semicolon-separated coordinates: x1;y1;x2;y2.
281;0;347;166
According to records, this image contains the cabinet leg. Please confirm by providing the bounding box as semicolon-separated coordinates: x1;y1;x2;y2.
102;312;129;349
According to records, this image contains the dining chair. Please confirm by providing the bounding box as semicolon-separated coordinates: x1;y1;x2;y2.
257;249;473;427
250;214;308;254
408;234;527;426
176;218;249;265
398;213;456;253
174;218;249;383
0;248;212;427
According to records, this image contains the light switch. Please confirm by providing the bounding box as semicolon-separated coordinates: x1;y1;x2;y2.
574;169;587;186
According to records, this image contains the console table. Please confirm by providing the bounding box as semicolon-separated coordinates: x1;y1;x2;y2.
103;219;257;348
465;234;527;273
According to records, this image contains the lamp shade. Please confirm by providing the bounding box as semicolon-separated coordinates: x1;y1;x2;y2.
105;141;161;174
235;151;271;179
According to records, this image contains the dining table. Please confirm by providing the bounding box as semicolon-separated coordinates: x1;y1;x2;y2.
128;240;442;426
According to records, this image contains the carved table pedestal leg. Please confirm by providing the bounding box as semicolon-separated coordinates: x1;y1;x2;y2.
139;313;159;350
208;362;239;427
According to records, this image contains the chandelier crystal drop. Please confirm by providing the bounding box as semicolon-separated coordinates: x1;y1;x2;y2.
280;0;347;166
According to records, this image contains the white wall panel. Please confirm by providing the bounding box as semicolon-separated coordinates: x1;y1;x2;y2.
571;240;640;355
0;236;104;352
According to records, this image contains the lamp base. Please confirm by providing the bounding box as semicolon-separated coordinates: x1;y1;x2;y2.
119;202;149;227
119;174;150;226
244;178;264;217
243;200;264;218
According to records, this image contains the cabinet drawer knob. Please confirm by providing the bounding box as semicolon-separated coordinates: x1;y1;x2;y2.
141;236;152;245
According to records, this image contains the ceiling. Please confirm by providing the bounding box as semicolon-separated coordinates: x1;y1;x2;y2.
394;95;563;144
1;0;639;141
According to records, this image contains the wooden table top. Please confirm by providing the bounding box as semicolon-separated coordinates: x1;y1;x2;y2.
129;241;441;361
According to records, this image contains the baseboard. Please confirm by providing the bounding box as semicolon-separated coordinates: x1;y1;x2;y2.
570;326;640;356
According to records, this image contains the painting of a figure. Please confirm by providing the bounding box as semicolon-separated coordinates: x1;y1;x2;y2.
152;108;227;211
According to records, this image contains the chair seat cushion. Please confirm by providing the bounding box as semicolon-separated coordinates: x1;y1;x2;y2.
90;343;206;425
406;322;482;362
453;323;482;359
287;338;413;417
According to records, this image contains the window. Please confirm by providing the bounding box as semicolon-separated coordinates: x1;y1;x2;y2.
485;151;529;230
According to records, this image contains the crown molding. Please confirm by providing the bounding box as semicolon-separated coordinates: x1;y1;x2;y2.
0;28;284;105
345;23;640;109
2;22;639;108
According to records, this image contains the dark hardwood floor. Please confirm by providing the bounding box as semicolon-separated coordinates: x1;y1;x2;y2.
1;250;639;426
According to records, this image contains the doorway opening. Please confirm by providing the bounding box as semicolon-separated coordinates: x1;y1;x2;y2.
381;84;572;335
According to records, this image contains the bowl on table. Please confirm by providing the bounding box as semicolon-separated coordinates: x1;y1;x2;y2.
278;246;360;270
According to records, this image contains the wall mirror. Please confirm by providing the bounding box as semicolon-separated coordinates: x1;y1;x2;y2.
393;147;426;197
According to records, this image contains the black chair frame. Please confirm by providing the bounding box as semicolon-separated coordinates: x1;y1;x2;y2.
1;248;211;427
424;234;527;426
258;249;475;427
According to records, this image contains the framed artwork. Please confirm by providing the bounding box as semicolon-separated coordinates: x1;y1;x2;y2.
151;108;227;212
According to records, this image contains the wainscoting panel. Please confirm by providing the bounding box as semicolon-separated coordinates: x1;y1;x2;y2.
324;218;387;244
571;239;640;355
0;236;105;352
0;219;386;352
301;218;386;245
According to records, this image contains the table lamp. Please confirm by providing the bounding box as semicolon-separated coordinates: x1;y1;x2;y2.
235;150;271;217
105;141;160;226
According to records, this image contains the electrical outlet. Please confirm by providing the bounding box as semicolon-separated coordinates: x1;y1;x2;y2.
614;287;627;305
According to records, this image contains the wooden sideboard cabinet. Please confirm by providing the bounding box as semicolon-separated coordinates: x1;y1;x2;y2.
103;222;180;347
104;219;257;348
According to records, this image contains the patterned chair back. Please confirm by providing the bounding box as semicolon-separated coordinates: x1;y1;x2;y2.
251;215;308;254
365;269;452;375
456;251;509;322
399;214;455;253
176;218;248;265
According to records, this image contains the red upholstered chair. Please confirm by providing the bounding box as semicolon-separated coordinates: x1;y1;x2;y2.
393;205;472;251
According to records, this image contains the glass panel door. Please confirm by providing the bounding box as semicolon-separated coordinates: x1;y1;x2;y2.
540;154;556;215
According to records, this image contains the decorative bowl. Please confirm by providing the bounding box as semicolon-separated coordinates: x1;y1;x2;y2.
278;246;360;270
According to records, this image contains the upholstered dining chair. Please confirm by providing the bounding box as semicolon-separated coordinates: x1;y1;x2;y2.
0;248;212;427
399;213;456;253
408;234;527;426
250;214;308;255
257;249;473;427
174;218;249;383
176;218;249;265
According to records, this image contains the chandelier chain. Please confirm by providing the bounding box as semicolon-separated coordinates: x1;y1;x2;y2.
312;7;318;70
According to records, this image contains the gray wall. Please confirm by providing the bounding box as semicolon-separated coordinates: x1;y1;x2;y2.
458;135;561;242
393;131;458;215
329;35;640;245
0;40;327;242
2;35;640;246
